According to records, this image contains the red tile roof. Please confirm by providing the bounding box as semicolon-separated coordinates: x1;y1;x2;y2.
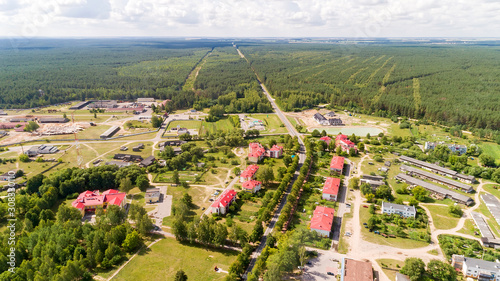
241;165;259;178
249;143;266;158
320;136;331;142
72;189;126;211
243;180;262;190
310;206;335;231
211;189;237;208
323;177;340;196
336;134;356;147
270;145;283;152
344;259;373;281
330;156;345;170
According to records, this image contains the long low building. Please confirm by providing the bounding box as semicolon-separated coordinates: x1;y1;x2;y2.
399;155;476;183
100;126;120;139
361;174;385;188
38;117;69;123
69;101;93;110
395;173;474;205
400;165;473;193
481;194;500;227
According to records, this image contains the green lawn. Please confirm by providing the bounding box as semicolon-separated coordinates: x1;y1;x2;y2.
113;238;239;281
481;143;500;165
457;219;481;238
201;117;236;135
424;204;460;230
376;259;404;281
248;114;287;134
162;184;211;227
167;120;202;131
43;125;112;140
360;206;429;249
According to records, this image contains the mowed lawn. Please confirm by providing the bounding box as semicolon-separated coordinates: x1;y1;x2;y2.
481;142;500;166
167;120;202;131
250;114;287;134
113;238;238;281
201;117;236;135
423;204;460;230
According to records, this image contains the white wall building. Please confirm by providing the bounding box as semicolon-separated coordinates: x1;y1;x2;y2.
382;202;416;218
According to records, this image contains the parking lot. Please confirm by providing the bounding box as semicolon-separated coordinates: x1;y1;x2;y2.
302;248;344;281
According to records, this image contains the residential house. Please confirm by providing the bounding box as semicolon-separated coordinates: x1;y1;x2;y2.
329;118;343;126
269;145;283;158
242;180;262;193
211;189;237;215
330;156;345;174
161;140;186;147
452;254;500;280
313;113;329;125
310;206;335;237
425;142;467;155
132;143;144;152
139;156;156;167
248;142;266;163
319;136;332;145
113;154;143;162
240;165;259;182
145;188;161;203
340;258;374;281
325;111;336;117
71;189;126;215
322;177;341;201
382;202;416;218
335;134;357;153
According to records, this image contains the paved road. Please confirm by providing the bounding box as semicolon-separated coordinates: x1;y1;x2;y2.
237;46;307;278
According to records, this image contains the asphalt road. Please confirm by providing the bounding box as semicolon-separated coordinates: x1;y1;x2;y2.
238;47;307;278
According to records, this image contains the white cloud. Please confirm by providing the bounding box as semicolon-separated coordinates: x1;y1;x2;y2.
0;0;499;37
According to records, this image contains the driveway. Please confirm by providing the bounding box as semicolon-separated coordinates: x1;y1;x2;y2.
149;185;172;225
302;248;342;281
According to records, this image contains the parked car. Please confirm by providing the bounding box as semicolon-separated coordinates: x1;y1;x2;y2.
363;223;367;225
327;272;335;276
363;205;368;208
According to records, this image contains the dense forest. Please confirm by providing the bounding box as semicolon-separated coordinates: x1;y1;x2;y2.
240;43;500;132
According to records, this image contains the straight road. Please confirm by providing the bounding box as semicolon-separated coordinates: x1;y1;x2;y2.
237;46;307;278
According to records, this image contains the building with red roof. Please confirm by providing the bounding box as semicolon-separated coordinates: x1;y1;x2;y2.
71;189;127;215
310;206;335;237
335;134;357;153
248;142;266;163
240;164;259;183
319;136;332;145
211;189;237;215
322;177;341;201
330;156;345;174
269;145;283;158
242;180;262;193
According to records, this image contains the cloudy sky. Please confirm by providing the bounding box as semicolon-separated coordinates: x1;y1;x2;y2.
1;0;500;38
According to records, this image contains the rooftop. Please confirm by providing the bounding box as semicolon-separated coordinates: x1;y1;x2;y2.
323;177;340;196
330;155;345;170
382;201;416;214
310;206;335;231
343;258;373;281
211;189;237;208
241;165;259;178
242;180;262;190
401;165;473;192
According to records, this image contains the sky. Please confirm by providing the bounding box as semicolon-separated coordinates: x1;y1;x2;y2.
1;0;500;38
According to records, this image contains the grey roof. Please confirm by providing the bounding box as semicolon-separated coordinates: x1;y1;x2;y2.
461;255;500;273
400;155;475;183
456;173;476;182
100;126;120;138
400;165;473;192
362;175;384;181
471;212;495;240
38;117;69;123
382;202;416;214
69;101;92;110
140;156;156;167
481;194;500;227
137;98;155;102
313;113;327;121
38;145;59;154
395;173;473;205
145;188;161;198
10;117;33;122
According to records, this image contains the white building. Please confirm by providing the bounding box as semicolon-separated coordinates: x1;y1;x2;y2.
452;254;500;280
382;202;416;218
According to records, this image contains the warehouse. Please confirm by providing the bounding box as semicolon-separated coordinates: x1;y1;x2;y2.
69;101;92;110
38;117;69;123
399;155;476;183
100;126;120;139
400;165;473;193
395;173;474;205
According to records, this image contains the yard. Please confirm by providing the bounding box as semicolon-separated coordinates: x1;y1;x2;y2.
162;184;212;227
248;114;287;134
201;117;236;135
376;259;404;281
166;120;202;131
112;237;239;281
359;206;430;249
423;204;460;230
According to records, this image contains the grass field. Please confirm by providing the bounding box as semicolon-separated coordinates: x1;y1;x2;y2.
376;259;404;281
167;120;202;131
424;204;460;230
201;117;236;135
162;184;211;227
248;114;287;134
113;238;238;281
457;219;481;237
481;142;500;166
